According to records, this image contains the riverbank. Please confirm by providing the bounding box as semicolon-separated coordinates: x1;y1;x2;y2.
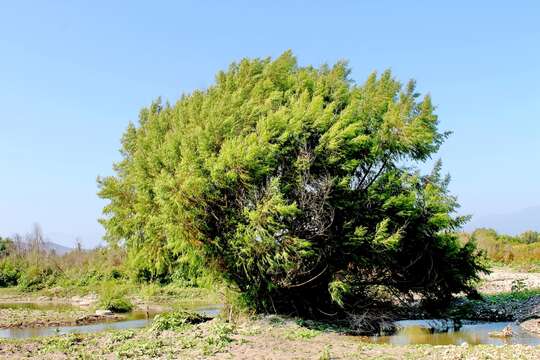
0;284;221;312
1;267;540;358
1;315;540;359
0;307;121;328
477;267;540;294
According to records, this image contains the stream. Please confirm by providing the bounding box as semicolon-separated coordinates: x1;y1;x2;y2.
2;303;540;345
0;302;223;339
368;319;540;345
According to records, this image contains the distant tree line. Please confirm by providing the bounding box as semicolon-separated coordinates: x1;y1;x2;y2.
462;228;540;266
0;224;126;290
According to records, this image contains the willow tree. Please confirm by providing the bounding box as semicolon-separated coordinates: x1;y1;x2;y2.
98;51;485;317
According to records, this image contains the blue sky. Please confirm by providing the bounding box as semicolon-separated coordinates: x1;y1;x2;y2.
1;1;539;247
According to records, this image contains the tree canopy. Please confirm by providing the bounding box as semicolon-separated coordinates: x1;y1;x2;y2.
98;51;486;317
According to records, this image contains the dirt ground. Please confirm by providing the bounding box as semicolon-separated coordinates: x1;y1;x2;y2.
477;267;540;294
521;318;540;336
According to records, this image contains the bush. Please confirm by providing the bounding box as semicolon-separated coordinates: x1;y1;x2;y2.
100;297;133;313
76;269;104;287
98;282;133;313
151;310;209;331
0;237;13;257
17;265;58;292
0;260;20;287
99;51;486;317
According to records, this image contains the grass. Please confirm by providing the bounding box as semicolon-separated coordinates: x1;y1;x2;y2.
285;327;321;340
483;288;540;303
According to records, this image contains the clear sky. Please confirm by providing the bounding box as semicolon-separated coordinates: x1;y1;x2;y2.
1;1;539;247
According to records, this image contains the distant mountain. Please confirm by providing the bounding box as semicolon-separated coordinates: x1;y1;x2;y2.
43;241;73;255
14;240;73;255
465;206;540;235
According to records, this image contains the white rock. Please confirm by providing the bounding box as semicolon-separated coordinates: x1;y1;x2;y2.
95;309;113;316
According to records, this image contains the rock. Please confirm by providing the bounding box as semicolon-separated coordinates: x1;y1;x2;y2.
95;309;113;316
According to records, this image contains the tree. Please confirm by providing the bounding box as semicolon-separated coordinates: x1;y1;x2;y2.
98;51;486;318
520;230;540;244
0;236;13;257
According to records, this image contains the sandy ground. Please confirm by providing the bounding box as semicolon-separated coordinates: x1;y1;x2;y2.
478;268;540;294
521;318;540;336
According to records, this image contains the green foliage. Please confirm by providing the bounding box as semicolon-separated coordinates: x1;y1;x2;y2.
99;51;486;316
41;333;84;354
519;230;540;244
285;327;321;340
0;241;133;291
17;265;59;292
115;338;165;358
464;228;540;266
0;237;12;257
110;329;135;342
0;259;20;287
483;288;540;303
98;282;133;313
150;310;208;331
202;321;235;355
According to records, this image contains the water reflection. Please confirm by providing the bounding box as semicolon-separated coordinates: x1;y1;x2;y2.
368;320;540;346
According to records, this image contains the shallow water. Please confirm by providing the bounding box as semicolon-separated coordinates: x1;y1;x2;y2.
368;320;540;346
0;302;223;339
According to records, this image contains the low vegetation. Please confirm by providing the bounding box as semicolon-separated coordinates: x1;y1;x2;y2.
2;315;540;359
462;228;540;270
0;225;221;312
97;283;133;313
150;310;209;331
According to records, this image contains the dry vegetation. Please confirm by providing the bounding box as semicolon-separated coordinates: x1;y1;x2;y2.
461;228;540;270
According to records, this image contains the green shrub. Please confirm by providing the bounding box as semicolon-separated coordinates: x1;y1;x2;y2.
100;297;133;313
0;260;20;287
202;321;235;355
98;282;133;313
73;269;102;287
0;237;12;257
17;265;58;292
108;268;125;280
151;310;209;331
